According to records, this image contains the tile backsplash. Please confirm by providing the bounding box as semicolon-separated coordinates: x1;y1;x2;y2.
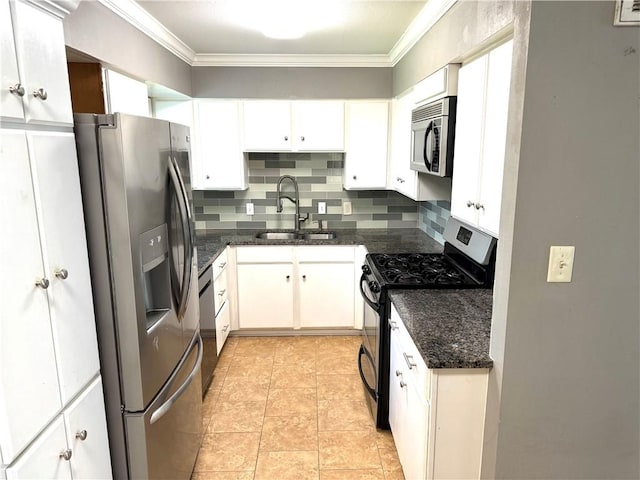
192;152;451;244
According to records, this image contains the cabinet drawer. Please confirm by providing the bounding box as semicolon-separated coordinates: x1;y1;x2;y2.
215;301;231;355
390;305;430;399
213;269;228;316
211;248;228;281
236;246;294;263
296;245;354;263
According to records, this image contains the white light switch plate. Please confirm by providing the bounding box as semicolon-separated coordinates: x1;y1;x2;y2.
547;246;575;283
343;201;352;216
318;202;326;214
246;203;254;215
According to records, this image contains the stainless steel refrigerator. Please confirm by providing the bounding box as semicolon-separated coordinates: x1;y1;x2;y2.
74;113;202;479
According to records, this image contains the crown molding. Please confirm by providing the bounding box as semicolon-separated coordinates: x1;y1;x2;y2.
192;54;393;68
389;0;457;66
97;0;195;64
98;0;457;68
24;0;80;18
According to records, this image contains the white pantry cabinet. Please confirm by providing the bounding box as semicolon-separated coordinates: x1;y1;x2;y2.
451;39;514;236
344;101;389;190
194;100;248;190
388;91;452;201
388;305;489;480
234;245;358;330
242;100;344;152
1;0;73;125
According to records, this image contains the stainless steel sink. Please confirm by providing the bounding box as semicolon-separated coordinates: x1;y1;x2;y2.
255;231;338;241
256;232;299;240
302;232;337;240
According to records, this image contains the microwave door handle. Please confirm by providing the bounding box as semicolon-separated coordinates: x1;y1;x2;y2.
423;121;433;171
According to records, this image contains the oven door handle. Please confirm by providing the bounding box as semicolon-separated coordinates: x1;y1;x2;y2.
359;273;380;314
358;344;378;401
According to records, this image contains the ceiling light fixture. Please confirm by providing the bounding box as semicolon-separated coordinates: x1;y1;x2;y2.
221;0;345;40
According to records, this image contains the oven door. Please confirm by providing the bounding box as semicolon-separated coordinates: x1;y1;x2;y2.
358;272;383;422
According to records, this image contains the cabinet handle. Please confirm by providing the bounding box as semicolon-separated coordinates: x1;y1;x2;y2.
55;268;69;280
466;200;475;208
35;277;50;289
388;319;399;331
403;352;417;370
219;262;226;269
9;83;25;97
32;88;48;100
222;325;229;332
395;369;402;377
75;430;88;441
399;380;407;389
475;203;485;211
59;449;72;461
217;289;226;296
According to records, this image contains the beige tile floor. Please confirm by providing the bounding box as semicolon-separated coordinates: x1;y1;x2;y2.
193;335;406;480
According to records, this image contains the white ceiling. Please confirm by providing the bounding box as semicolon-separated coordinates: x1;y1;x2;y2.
96;0;457;67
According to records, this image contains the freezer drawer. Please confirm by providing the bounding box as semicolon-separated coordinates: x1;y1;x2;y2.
124;334;203;480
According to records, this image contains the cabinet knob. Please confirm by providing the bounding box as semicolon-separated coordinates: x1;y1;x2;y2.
302;275;306;280
475;203;485;211
284;136;288;141
352;175;357;180
35;277;50;289
205;175;210;179
59;449;72;461
75;429;88;441
286;275;290;280
466;200;475;208
9;83;25;97
55;268;69;280
395;369;402;377
300;136;305;141
32;88;48;100
399;380;407;389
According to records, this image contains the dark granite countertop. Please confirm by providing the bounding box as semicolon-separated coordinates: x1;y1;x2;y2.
194;228;443;274
388;289;493;369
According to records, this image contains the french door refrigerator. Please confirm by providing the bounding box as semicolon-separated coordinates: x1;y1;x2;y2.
74;113;202;479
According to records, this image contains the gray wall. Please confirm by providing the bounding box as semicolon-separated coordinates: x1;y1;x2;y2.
491;1;640;477
192;66;392;99
393;0;515;95
63;1;192;96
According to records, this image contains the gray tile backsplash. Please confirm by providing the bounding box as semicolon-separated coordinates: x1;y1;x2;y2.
192;152;450;244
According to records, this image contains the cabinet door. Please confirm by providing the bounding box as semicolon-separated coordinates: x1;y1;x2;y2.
298;263;354;328
389;92;418;198
388;330;406;455
29;132;100;404
0;130;62;464
63;377;112;480
11;0;73;125
0;0;24;121
4;417;72;480
104;69;150;117
196;101;247;190
237;264;294;328
344;102;389;189
292;101;344;151
450;55;486;225
478;40;513;236
243;101;291;151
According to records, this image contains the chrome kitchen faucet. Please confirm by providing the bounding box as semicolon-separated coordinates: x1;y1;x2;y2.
276;175;308;231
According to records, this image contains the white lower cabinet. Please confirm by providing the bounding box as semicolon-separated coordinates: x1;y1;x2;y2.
234;245;358;330
389;305;488;480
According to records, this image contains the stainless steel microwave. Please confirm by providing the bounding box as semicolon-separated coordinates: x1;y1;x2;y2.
410;96;457;177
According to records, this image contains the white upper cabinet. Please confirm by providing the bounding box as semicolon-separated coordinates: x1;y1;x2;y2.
103;69;150;117
451;39;513;237
194;100;248;190
242;100;344;152
1;0;24;121
344;101;389;190
4;0;73;125
388;90;451;201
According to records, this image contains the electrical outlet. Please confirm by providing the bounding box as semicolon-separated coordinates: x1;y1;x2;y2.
318;202;326;214
343;201;352;216
547;246;575;283
246;203;254;216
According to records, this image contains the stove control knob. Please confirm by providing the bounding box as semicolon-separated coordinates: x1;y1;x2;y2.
361;264;371;274
368;281;380;293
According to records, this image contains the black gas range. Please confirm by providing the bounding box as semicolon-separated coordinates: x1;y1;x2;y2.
358;217;497;429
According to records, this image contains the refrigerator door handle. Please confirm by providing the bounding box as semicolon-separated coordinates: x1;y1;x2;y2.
168;157;193;318
150;334;203;425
